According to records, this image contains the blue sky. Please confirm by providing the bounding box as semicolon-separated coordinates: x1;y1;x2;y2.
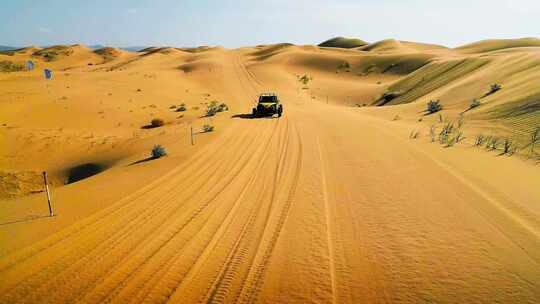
1;0;539;48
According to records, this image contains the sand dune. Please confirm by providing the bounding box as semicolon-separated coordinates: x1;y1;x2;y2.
318;37;368;49
1;38;540;303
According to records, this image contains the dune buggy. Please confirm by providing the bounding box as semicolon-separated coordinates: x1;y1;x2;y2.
252;93;283;118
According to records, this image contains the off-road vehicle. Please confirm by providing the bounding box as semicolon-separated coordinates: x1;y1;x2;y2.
252;93;283;117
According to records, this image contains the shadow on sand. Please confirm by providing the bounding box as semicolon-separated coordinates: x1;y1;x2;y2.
231;113;278;119
128;156;157;166
0;214;53;226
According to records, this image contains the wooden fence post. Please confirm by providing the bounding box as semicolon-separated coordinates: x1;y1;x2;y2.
43;171;54;216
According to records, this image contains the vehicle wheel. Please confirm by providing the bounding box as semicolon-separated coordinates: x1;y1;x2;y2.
278;105;283;117
252;108;257;117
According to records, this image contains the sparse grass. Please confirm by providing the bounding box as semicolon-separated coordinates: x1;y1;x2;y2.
427;100;442;114
150;118;165;128
528;126;540;157
475;134;486;146
0;60;25;72
151;145;167;159
429;125;436;143
438;122;455;145
202;124;214;133
457;113;465;128
503;138;516;155
487;136;499;150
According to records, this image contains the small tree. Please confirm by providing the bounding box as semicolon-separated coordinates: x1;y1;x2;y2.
427;100;442;114
151;145;167;158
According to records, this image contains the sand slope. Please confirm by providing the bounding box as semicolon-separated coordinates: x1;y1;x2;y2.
1;40;540;303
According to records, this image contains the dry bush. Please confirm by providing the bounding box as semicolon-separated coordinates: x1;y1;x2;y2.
150;118;165;128
203;124;214;132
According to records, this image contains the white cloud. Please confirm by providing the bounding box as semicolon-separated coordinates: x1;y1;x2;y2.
126;8;137;14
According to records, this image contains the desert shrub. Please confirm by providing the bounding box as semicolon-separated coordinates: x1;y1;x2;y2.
438;114;443;123
488;83;502;95
298;74;313;86
150;118;165;128
218;103;229;112
151;145;167;158
392;115;401;121
169;105;177;109
427;100;442;114
176;105;187;112
470;99;481;109
203;124;214;132
206;101;218;116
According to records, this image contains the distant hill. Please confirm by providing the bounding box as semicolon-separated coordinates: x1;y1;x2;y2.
318;37;368;48
88;45;106;50
120;46;149;52
0;46;19;52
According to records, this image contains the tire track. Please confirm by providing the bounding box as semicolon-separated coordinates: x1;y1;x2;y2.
94;121;281;304
203;120;290;304
317;136;337;304
240;122;303;304
2;127;261;303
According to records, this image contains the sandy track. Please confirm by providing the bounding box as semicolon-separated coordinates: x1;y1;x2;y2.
1;50;539;303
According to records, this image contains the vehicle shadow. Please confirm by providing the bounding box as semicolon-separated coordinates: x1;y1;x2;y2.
231;113;254;119
231;113;278;120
